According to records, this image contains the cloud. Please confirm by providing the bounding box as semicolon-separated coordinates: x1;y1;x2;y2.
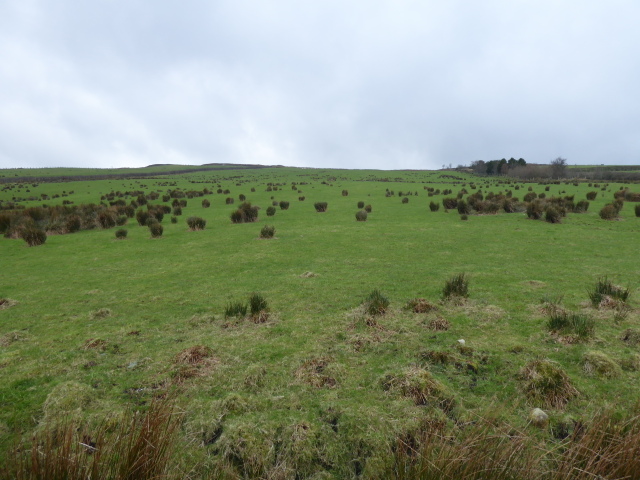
1;0;639;170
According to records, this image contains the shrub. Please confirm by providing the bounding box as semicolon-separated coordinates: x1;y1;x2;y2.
429;201;440;212
574;200;589;213
314;202;328;212
519;359;578;408
442;273;469;300
266;206;276;216
186;216;206;231
225;197;234;205
19;226;47;246
279;201;290;210
65;215;82;233
136;209;150;226
231;202;259;223
298;196;305;201
97;210;117;229
170;216;178;224
588;276;630;307
523;192;537;202
115;228;128;239
239;194;246;202
457;200;470;215
249;293;268;315
357;201;365;209
442;197;458;209
613;198;624;212
635;204;640;217
149;223;164;238
342;190;348;196
526;200;543;219
460;214;468;221
402;197;409;204
544;206;562;224
225;301;247;318
363;289;389;316
202;199;211;208
586;191;597;200
260;225;275;238
116;215;127;226
355;210;368;221
364;204;372;213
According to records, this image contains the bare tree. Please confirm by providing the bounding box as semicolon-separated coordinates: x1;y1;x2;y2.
550;157;568;178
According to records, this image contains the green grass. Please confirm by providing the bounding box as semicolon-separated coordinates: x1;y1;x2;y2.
1;167;640;477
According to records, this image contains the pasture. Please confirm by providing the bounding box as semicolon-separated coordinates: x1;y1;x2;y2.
1;165;639;478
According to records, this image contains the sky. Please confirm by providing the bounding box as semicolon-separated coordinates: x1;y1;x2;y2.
1;1;639;171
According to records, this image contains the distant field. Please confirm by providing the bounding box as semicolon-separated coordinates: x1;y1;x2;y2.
1;166;640;478
0;163;269;180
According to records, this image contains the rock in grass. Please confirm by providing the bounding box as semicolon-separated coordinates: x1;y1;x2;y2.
529;408;549;428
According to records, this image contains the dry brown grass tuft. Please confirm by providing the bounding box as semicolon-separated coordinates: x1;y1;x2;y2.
0;330;28;347
295;356;337;388
0;298;18;310
172;345;218;382
426;316;451;331
519;359;579;409
83;338;108;351
381;367;454;410
405;298;438;314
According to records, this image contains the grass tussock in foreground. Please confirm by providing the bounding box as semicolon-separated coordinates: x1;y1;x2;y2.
392;407;640;480
6;402;640;480
1;400;180;480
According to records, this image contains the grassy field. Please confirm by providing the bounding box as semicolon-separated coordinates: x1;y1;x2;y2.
1;166;639;478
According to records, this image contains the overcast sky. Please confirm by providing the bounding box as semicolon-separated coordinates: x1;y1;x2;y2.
1;1;639;170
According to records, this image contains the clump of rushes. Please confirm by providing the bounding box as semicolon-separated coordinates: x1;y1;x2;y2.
266;206;276;216
224;301;247;318
357;201;365;209
442;273;469;300
546;309;595;338
588;276;630;307
429;201;440;212
364;204;372;213
115;228;128;239
202;199;211;208
363;289;389;316
19;225;47;246
186;216;206;230
279;201;289;210
249;293;268;315
260;225;275;238
355;210;368;221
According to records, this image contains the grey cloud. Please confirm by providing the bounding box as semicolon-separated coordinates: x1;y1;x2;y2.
1;1;639;170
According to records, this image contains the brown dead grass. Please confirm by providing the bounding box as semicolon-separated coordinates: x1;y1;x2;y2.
82;338;108;351
295;356;337;388
0;330;28;347
172;345;218;382
0;298;18;310
426;316;451;331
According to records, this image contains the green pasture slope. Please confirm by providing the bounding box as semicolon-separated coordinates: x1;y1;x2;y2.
1;164;640;478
